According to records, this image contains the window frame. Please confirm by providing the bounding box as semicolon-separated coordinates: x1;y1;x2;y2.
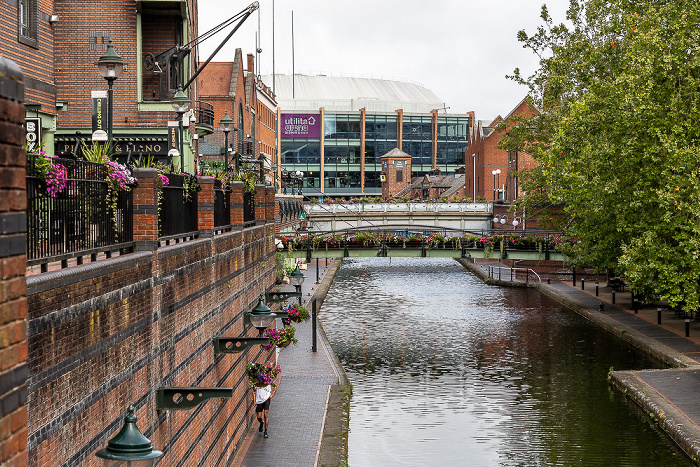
18;0;38;48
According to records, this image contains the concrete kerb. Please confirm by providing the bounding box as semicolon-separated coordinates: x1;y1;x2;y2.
302;259;352;467
457;257;700;465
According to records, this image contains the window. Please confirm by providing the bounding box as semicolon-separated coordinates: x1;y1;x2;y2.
18;0;38;47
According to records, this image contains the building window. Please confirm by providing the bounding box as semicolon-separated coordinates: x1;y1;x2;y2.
18;0;38;47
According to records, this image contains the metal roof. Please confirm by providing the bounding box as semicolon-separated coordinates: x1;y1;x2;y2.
263;74;446;113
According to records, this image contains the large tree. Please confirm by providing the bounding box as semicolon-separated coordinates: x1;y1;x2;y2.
500;0;700;310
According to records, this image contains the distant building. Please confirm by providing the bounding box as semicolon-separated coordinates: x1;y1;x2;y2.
266;74;471;197
465;98;539;204
197;51;277;180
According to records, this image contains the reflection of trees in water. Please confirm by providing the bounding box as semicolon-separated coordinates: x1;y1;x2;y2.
324;258;683;466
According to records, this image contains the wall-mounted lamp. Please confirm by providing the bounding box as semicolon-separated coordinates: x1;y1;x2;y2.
512;216;522;227
96;405;162;465
49;14;60;24
247;293;277;335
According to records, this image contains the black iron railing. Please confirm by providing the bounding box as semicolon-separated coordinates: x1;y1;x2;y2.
159;173;198;237
243;190;255;224
26;156;134;269
195;101;214;131
214;180;230;227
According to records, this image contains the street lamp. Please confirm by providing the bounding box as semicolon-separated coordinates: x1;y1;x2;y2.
295;171;304;195
96;405;162;466
288;264;305;304
96;40;124;144
220;111;234;171
248;293;277;336
491;169;501;202
172;86;189;160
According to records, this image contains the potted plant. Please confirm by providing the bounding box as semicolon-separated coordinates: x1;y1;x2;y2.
287;305;309;323
245;361;281;388
262;326;298;351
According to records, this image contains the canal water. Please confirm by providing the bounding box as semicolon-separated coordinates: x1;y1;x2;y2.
320;258;690;466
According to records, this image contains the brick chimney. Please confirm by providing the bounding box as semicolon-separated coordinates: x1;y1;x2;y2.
247;54;255;74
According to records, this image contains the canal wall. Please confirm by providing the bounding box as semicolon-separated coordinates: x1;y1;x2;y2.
25;225;277;466
457;257;700;465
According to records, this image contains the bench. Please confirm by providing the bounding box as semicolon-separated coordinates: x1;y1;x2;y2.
608;277;626;292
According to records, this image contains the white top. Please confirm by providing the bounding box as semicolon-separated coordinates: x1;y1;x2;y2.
255;385;272;405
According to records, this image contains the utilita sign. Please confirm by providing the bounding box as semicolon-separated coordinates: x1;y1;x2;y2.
281;113;320;138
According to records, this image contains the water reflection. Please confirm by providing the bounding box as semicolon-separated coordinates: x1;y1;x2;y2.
321;258;690;466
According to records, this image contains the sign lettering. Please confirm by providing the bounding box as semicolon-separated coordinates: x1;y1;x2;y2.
91;90;108;141
25;117;41;152
280;113;321;139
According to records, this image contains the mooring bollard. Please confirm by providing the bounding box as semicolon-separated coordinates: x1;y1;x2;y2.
657;307;662;325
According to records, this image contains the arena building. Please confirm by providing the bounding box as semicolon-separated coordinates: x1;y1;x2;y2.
267;74;470;197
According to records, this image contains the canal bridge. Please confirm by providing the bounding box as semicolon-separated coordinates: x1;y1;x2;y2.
278;224;565;262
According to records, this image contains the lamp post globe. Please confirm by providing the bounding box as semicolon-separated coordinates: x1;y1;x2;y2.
96;405;162;466
171;86;189;160
220;111;234;170
289;264;305;305
249;293;277;336
96;40;124;145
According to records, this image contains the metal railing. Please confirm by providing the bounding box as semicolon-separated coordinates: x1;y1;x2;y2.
214;180;230;227
488;266;541;283
195;101;214;131
159;173;198;237
26;156;134;270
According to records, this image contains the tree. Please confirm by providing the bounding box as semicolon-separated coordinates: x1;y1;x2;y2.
500;0;700;310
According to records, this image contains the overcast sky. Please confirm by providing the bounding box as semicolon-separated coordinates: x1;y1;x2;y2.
197;1;569;121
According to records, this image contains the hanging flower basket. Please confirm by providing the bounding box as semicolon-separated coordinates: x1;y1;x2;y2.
245;361;281;388
262;326;298;351
287;305;310;323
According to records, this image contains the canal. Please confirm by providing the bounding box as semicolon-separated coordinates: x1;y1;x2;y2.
320;258;691;466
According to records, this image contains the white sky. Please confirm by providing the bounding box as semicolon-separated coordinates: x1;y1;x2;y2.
197;1;569;121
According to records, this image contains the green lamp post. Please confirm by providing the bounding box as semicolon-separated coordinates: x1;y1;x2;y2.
171;86;189;159
248;293;277;336
289;264;305;305
220;111;234;171
96;405;162;466
96;40;124;145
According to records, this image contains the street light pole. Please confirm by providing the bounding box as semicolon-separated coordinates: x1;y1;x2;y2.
220;111;234;171
96;40;124;153
172;86;189;165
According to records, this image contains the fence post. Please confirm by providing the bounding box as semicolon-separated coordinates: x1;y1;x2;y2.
230;181;244;228
255;184;266;225
197;176;215;238
265;186;276;227
131;168;159;251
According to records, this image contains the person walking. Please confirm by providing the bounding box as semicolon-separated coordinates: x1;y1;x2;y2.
253;382;276;438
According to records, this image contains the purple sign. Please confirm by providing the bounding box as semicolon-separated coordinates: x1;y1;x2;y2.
281;113;320;139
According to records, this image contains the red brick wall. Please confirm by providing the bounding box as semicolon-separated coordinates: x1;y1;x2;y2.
0;56;29;466
0;0;56;113
25;223;276;466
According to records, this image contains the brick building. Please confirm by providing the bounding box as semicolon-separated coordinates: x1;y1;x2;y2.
197;50;277;181
0;0;225;173
465;98;539;204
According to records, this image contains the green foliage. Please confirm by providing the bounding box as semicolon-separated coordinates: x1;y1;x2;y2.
505;0;700;310
80;140;111;163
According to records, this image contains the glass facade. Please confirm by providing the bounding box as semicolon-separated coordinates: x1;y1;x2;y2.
365;115;397;188
402;115;433;172
324;114;361;191
278;111;469;195
436;116;469;167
